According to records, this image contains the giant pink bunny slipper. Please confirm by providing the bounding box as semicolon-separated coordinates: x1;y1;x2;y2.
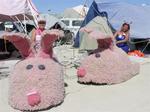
77;28;140;85
3;30;65;111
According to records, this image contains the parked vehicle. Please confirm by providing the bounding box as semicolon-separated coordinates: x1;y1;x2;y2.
61;18;83;36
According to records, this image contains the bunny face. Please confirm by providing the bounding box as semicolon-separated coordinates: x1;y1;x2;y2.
77;46;140;85
77;29;139;85
9;57;65;111
2;30;65;111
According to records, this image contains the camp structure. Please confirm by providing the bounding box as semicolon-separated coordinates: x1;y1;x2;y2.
0;0;38;23
39;13;66;30
74;0;150;51
0;0;39;59
79;16;113;50
62;5;88;18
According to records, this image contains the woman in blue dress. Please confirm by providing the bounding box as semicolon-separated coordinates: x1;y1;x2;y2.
114;23;130;53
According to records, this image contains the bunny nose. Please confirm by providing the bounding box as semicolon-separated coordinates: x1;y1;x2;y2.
77;67;86;77
27;92;41;107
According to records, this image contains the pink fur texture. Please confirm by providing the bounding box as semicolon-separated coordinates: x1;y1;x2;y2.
77;30;140;84
41;30;64;57
2;32;31;58
9;57;65;111
2;30;65;111
3;29;64;58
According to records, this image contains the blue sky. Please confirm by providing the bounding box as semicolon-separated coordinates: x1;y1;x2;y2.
32;0;88;13
32;0;150;13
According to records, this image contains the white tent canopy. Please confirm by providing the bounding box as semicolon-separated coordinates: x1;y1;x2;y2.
40;14;66;29
72;5;89;17
0;0;39;22
63;5;89;18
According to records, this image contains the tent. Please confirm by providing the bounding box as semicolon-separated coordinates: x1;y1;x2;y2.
0;0;39;59
74;0;150;47
74;1;101;47
72;5;89;17
96;0;150;39
0;0;39;22
40;14;66;30
79;16;113;50
62;5;88;18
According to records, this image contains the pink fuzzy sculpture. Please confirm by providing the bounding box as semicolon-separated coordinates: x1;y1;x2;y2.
77;28;140;85
3;30;65;111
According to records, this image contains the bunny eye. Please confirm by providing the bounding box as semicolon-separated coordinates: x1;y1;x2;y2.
95;53;101;58
26;65;33;70
38;65;45;70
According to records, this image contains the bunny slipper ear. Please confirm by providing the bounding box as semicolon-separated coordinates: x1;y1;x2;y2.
41;29;64;55
80;28;111;40
2;32;31;58
80;27;94;33
86;30;113;49
88;30;111;40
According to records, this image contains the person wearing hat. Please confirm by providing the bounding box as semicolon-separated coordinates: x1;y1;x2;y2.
31;18;46;51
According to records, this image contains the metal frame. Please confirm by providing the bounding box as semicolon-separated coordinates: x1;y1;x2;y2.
129;38;150;52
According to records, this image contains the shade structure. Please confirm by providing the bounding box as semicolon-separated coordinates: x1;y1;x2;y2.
0;0;39;22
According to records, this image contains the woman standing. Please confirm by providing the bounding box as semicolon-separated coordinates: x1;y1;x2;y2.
114;23;130;53
31;20;46;50
31;19;46;52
